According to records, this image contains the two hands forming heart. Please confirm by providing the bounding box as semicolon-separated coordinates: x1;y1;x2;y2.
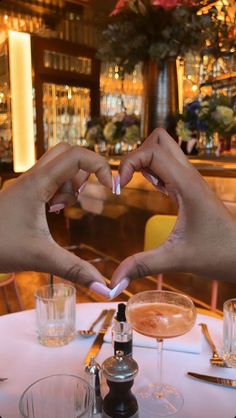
1;128;236;296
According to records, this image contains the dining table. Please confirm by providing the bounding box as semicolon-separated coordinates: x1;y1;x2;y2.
0;301;235;418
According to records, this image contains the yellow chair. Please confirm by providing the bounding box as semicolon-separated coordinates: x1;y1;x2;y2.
144;214;176;290
144;214;219;310
0;273;23;313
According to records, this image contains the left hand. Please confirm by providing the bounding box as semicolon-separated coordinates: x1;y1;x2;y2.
0;143;112;288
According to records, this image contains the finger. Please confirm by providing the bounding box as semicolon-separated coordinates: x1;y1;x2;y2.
41;241;107;288
141;168;168;195
110;243;185;288
150;128;190;164
120;141;193;199
31;142;71;170
119;128;191;187
48;170;90;209
32;146;112;202
72;170;90;193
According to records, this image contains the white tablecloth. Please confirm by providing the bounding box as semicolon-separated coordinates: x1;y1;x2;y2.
0;302;236;418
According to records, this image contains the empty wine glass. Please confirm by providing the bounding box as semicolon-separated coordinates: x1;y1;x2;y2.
19;374;93;418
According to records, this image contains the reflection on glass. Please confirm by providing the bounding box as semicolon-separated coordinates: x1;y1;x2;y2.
100;63;143;116
43;51;92;75
43;83;91;150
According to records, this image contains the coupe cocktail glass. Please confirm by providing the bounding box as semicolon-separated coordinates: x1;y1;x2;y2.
126;290;196;416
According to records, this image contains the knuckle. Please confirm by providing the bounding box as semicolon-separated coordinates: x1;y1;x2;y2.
63;262;84;284
133;254;151;278
51;142;71;153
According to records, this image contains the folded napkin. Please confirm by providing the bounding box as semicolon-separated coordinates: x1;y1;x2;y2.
104;323;201;354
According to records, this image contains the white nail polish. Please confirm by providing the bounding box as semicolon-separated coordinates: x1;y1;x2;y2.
150;175;159;186
89;282;110;298
115;175;121;195
78;181;87;194
116;182;121;195
109;278;130;300
112;177;116;194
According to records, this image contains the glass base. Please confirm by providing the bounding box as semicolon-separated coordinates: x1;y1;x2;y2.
135;383;184;417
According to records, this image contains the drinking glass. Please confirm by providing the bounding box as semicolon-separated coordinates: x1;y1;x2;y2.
126;290;196;416
35;283;76;347
19;374;93;418
223;298;236;367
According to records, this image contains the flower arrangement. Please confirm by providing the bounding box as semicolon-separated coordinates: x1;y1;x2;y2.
198;95;236;138
98;0;234;73
176;95;236;143
85;113;141;149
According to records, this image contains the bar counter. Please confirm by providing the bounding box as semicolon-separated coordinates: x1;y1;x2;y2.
76;156;236;217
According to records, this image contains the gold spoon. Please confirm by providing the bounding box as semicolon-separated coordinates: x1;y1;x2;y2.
78;309;108;338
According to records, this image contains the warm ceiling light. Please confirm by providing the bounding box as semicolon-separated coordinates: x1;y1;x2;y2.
8;31;35;173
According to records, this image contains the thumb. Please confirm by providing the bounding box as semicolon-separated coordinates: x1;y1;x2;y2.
110;243;185;288
40;241;107;288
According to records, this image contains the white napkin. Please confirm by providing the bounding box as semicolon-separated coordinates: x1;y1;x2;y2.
104;322;201;354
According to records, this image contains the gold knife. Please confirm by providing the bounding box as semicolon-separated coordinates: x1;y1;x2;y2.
188;372;236;388
84;309;115;365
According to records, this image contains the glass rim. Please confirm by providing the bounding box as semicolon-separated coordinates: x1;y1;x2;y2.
127;290;195;304
35;283;75;301
223;298;236;309
19;373;93;417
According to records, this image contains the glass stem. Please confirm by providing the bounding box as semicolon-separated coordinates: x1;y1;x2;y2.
156;338;163;397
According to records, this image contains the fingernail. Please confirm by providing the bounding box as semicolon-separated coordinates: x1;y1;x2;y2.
150;174;159;186
89;282;110;298
141;169;159;187
112;177;116;194
109;278;130;300
49;203;65;214
115;174;121;195
78;181;87;194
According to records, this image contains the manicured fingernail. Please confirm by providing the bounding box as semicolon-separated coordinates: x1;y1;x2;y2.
150;174;159;186
112;177;116;194
49;203;65;214
109;278;130;300
141;170;159;187
89;282;110;298
115;174;121;195
78;181;87;194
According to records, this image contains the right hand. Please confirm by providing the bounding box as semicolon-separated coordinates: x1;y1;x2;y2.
111;128;236;288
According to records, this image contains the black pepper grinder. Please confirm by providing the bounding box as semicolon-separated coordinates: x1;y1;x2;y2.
102;350;139;418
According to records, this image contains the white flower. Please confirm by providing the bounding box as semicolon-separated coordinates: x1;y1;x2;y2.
212;106;234;128
176;120;191;141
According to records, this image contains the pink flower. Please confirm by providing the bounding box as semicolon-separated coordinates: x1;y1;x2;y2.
151;0;194;8
110;0;129;16
110;0;195;15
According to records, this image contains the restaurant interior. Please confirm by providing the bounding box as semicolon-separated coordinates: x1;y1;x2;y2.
0;0;236;317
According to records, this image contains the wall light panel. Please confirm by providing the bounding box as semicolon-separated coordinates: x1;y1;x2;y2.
8;31;35;172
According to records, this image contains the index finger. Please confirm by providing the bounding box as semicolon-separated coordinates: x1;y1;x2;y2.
119;128;193;188
32;146;112;202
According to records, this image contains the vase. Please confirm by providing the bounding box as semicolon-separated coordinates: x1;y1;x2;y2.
199;132;218;155
141;59;178;138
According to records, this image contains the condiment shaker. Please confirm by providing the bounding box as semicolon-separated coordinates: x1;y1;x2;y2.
102;350;139;418
84;356;102;415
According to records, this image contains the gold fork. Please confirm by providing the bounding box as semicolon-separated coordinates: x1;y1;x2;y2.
200;323;230;368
